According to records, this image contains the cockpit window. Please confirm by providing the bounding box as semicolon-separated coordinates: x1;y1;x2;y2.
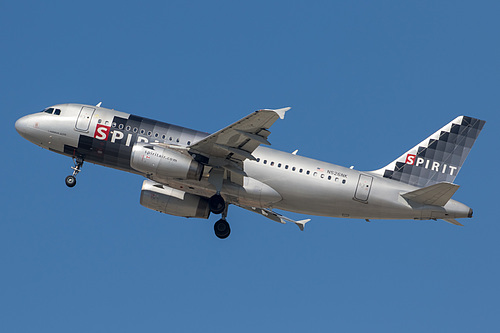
41;108;61;115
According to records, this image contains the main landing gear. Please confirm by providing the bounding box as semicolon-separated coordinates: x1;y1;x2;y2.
209;193;230;239
65;156;84;188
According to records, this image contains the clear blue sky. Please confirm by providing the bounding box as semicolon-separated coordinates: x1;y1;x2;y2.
1;1;499;332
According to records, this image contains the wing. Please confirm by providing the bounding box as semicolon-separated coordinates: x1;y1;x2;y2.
239;205;311;231
189;107;290;166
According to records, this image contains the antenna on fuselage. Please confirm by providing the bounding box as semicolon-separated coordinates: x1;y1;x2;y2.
292;150;298;155
96;102;102;107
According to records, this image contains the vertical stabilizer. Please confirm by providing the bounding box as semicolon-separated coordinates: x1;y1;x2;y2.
372;116;485;187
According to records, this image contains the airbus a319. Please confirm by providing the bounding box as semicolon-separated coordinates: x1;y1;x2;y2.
15;103;485;239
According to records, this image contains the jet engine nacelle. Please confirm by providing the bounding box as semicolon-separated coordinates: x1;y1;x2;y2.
140;180;210;218
131;143;203;180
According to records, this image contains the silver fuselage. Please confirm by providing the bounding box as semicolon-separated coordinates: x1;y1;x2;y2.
15;103;472;221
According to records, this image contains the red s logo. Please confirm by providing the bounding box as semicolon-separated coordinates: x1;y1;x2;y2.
94;124;110;140
405;154;416;165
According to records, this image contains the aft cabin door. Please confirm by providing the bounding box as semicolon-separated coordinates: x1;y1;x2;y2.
75;106;95;132
354;174;373;202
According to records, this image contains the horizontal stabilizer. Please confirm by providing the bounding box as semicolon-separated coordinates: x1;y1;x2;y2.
443;218;463;226
401;182;460;206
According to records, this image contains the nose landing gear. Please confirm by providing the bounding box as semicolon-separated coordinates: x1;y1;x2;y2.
65;156;84;188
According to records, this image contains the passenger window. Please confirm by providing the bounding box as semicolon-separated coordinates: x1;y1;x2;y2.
154;133;159;138
162;134;166;139
133;127;138;133
278;163;282;168
270;162;274;166
292;167;296;171
105;121;110;125
285;165;289;169
98;119;102;124
176;138;179;143
299;168;303;173
257;158;260;162
342;179;346;184
126;126;131;131
187;141;191;145
169;137;173;141
306;170;310;175
313;172;317;176
264;160;267;164
112;122;117;128
54;109;61;115
118;124;124;130
147;131;152;136
328;176;332;180
140;129;145;134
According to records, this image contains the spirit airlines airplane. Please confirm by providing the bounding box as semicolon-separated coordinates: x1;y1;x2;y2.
15;103;485;239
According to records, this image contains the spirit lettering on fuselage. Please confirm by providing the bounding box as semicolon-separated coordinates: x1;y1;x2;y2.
405;154;458;176
94;126;151;147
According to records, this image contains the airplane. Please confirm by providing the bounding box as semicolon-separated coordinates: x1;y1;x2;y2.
15;103;485;239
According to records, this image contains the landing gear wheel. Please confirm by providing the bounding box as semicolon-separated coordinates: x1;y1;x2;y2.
214;219;231;239
209;194;226;215
65;175;76;187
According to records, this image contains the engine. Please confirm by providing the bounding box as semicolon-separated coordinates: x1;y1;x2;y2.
131;143;203;180
140;180;210;218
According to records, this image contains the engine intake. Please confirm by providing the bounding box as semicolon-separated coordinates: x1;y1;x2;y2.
140;180;210;219
131;143;203;180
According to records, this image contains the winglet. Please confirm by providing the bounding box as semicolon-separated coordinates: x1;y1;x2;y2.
270;107;291;120
294;219;311;231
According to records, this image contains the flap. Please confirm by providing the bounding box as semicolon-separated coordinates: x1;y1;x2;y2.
401;182;460;206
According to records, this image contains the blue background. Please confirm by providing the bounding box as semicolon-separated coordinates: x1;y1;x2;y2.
1;1;498;332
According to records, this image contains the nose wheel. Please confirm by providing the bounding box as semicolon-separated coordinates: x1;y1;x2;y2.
66;156;84;188
65;175;77;187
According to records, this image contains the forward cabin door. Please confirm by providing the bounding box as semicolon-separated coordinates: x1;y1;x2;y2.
75;106;95;132
354;174;373;202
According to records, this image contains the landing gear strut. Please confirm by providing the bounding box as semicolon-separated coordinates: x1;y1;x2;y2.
65;156;84;188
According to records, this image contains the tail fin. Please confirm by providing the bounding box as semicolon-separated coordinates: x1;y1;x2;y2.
372;116;486;187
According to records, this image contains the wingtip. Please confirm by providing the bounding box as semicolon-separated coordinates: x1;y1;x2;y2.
294;218;311;231
274;107;291;120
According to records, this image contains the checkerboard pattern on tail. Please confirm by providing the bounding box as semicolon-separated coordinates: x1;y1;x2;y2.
373;116;486;188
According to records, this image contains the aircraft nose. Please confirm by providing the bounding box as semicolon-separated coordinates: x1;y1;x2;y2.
15;115;30;136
